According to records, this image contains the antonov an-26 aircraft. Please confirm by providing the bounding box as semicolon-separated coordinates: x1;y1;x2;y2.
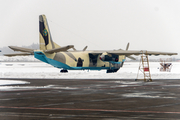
4;15;177;73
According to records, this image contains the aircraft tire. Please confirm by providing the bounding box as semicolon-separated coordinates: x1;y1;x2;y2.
106;69;119;73
60;69;68;73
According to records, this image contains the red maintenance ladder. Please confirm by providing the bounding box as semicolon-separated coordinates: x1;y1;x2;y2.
136;53;152;82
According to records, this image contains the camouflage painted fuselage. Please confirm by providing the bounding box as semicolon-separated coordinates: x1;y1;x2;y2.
36;14;126;72
34;50;125;70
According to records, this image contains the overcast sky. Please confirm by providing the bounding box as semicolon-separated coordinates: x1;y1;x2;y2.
0;0;180;57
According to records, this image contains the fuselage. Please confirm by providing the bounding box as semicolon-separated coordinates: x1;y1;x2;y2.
34;50;126;71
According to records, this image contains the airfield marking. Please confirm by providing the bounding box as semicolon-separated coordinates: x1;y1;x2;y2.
0;106;180;114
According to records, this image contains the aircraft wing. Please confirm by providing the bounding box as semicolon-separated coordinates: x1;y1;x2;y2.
4;52;33;57
9;46;34;53
45;45;74;53
108;50;177;56
89;50;177;60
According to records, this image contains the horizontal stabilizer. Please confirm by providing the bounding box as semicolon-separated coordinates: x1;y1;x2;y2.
9;46;34;53
72;47;77;51
45;45;74;53
4;52;33;57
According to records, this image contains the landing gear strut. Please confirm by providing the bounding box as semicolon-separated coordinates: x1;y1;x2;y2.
60;69;68;73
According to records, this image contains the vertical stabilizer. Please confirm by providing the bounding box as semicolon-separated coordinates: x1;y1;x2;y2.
39;15;60;50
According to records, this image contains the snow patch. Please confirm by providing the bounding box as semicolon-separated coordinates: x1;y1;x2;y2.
0;62;180;79
0;80;30;86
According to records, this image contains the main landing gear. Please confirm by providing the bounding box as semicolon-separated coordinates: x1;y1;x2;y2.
60;69;68;73
106;69;118;73
106;62;120;73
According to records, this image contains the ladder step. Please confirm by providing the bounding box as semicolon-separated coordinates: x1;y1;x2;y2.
144;67;149;71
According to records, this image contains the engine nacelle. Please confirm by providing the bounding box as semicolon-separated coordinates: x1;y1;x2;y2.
99;53;119;62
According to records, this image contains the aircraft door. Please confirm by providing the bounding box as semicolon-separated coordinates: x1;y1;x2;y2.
77;58;83;67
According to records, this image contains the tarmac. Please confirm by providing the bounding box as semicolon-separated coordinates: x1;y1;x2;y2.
0;78;180;120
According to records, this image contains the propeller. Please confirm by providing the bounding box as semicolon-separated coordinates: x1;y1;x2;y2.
126;43;129;51
125;43;136;60
83;46;88;51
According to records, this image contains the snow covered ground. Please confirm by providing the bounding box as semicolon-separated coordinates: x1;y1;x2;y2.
0;61;179;79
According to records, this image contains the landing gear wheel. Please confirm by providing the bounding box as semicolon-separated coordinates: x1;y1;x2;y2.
60;69;68;73
106;69;119;73
107;69;114;73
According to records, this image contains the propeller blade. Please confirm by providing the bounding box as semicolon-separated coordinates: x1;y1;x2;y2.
83;46;88;51
126;43;129;51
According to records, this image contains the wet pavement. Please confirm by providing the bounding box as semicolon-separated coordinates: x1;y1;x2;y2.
0;78;180;120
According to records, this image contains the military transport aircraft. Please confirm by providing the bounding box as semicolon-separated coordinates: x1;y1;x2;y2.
4;15;177;73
